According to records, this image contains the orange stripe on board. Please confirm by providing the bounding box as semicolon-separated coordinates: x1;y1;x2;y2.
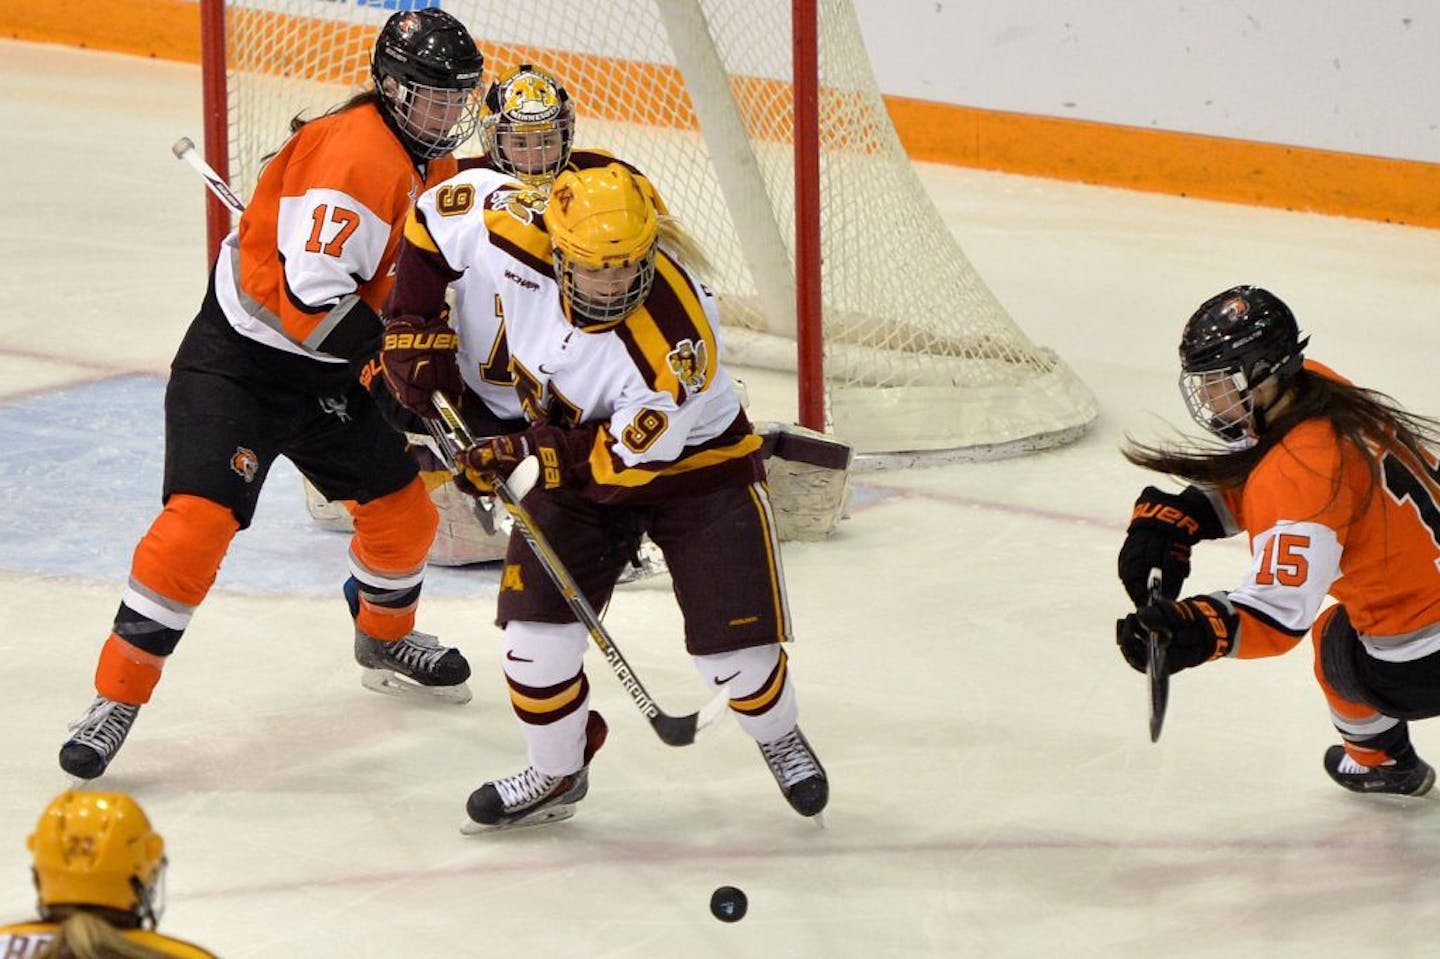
887;97;1440;229
7;0;1439;228
0;0;201;61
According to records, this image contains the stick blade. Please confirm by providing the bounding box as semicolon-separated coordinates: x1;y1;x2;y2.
1144;567;1169;743
650;685;731;747
651;711;700;747
1147;636;1169;742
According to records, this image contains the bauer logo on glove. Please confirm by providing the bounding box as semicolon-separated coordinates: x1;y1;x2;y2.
1117;485;1226;605
458;425;573;494
1116;593;1238;676
382;329;460;352
379;312;463;416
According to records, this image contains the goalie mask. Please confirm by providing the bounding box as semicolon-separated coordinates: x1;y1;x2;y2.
481;64;576;186
1179;285;1307;447
29;791;168;929
372;9;484;161
544;165;659;330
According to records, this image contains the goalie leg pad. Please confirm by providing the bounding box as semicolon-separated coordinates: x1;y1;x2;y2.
424;474;509;566
302;475;355;532
757;422;853;541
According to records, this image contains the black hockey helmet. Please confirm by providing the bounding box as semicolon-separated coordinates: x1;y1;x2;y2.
1178;286;1308;444
371;9;484;161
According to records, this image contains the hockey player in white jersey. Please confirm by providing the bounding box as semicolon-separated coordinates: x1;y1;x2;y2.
380;160;829;828
343;65;681;569
334;65;848;566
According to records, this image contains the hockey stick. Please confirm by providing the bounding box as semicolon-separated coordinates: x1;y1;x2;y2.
412;421;505;536
429;391;726;747
1145;567;1169;743
171;137;246;215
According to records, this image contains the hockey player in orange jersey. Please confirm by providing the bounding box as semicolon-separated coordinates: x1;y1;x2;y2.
380;161;829;828
0;791;216;958
58;9;485;780
1116;285;1440;796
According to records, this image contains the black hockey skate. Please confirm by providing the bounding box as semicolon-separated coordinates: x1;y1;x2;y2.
345;577;471;704
759;726;829;818
59;696;141;780
1323;744;1436;797
464;712;608;832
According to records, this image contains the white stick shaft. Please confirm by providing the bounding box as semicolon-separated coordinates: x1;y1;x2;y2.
171;136;246;216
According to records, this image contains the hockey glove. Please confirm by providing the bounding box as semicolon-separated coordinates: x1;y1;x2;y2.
356;353;427;436
1116;594;1238;675
379;312;462;416
1118;485;1225;605
459;424;585;495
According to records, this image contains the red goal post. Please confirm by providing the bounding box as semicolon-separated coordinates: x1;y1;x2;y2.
199;0;1097;464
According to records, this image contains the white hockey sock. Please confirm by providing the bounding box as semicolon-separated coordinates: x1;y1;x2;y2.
501;620;590;776
693;644;799;744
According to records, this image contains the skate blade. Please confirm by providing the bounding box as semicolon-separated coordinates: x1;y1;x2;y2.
360;669;472;705
459;803;577;835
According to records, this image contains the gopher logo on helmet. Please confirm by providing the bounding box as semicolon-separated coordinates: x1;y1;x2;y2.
666;338;709;394
500;71;562;124
230;446;259;483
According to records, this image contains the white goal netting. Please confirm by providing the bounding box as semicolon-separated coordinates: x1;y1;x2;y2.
213;0;1097;458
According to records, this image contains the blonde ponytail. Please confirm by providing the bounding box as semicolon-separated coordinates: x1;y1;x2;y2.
37;913;173;959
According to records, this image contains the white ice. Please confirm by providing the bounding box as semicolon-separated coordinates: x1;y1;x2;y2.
4;41;1440;958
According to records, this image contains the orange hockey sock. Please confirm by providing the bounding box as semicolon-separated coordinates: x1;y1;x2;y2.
350;478;435;640
95;634;166;705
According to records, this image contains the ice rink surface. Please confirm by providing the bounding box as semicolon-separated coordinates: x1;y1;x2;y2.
4;41;1440;958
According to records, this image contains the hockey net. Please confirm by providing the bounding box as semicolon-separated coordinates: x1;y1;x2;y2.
205;0;1097;461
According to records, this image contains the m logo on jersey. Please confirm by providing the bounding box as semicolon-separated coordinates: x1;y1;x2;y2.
667;338;709;394
230;447;259;483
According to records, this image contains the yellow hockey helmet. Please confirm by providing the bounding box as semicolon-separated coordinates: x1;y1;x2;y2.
480;64;575;186
29;791;167;928
544;164;659;329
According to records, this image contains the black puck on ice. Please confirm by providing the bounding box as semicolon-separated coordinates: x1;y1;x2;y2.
710;885;748;922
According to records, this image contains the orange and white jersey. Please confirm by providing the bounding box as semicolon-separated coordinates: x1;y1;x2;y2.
403;170;759;502
1215;365;1440;660
214;101;457;363
0;920;217;958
